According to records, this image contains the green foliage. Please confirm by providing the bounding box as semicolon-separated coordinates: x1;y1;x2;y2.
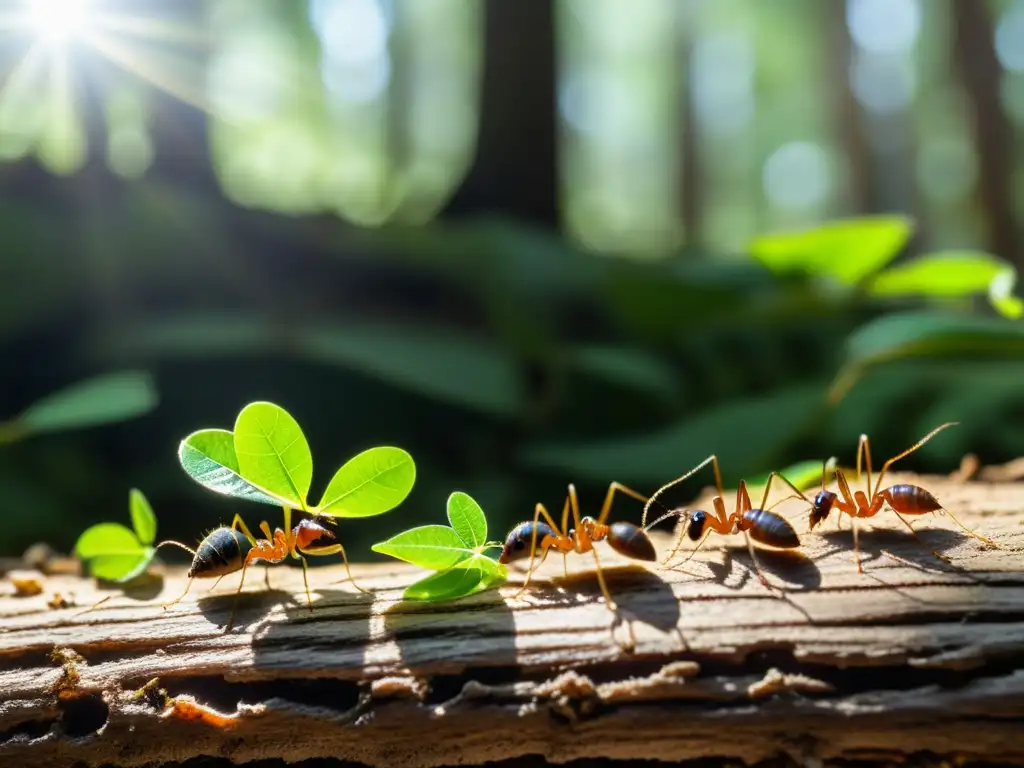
371;491;506;602
233;402;314;510
749;215;913;285
75;488;158;583
747;459;830;503
178;401;416;519
989;266;1024;320
521;384;826;484
0;371;157;445
830;311;1024;402
866;251;1009;298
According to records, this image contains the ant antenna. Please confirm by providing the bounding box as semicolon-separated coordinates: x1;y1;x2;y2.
155;540;198;557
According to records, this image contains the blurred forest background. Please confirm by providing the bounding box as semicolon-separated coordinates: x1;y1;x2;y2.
2;0;1024;562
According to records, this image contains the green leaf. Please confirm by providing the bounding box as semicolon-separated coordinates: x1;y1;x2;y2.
569;346;679;401
370;525;473;571
867;251;1008;298
178;428;286;506
830;311;1024;403
746;459;827;505
233;402;313;510
316;446;416;517
74;522;155;582
447;491;487;549
990;266;1024;320
521;384;825;484
13;370;157;436
298;322;524;418
402;556;507;602
128;488;157;545
749;215;913;285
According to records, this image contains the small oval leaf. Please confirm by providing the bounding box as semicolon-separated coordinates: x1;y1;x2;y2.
128;488;157;545
14;370;157;436
370;525;472;571
75;522;141;559
316;446;416;517
447;491;487;549
178;428;286;506
990;266;1024;320
91;548;157;583
867;251;1008;298
750;215;913;285
233;402;313;509
402;556;507;602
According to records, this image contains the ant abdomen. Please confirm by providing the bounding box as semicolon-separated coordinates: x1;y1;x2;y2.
743;509;800;549
189;527;252;579
606;521;657;562
880;484;942;515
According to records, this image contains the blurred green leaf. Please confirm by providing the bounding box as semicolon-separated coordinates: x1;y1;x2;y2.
129;488;157;546
74;522;154;583
831;311;1024;403
300;323;524;418
989;266;1024;320
234;402;313;510
747;459;827;504
10;371;157;437
402;555;506;602
569;346;680;401
370;525;471;571
316;447;416;517
447;491;487;549
521;384;825;484
750;216;913;285
867;251;1008;298
178;428;285;506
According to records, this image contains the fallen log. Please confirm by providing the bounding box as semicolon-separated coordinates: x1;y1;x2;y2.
1;470;1023;767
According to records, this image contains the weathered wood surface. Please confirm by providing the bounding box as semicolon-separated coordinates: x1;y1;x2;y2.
1;470;1024;767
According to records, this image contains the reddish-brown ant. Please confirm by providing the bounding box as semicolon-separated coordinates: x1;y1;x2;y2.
641;454;803;588
498;482;655;648
158;509;365;630
794;421;998;573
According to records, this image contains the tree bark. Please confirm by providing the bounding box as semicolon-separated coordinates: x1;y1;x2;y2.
1;470;1024;767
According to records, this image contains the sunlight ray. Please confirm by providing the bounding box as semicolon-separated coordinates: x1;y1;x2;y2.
81;27;212;114
91;12;212;48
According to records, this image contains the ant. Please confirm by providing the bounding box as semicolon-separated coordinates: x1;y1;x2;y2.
795;421;999;573
640;454;803;589
157;509;365;630
498;481;656;648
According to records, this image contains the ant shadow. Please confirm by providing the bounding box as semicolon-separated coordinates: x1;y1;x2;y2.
95;572;166;602
817;525;981;581
665;545;822;593
382;586;518;671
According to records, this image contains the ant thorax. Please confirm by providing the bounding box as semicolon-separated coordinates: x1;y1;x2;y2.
730;519;741;535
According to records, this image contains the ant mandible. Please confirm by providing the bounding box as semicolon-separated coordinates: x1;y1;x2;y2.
158;508;365;630
498;482;656;646
796;421;998;573
641;454;802;589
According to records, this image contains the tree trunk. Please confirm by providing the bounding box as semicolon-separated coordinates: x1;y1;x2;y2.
1;470;1023;767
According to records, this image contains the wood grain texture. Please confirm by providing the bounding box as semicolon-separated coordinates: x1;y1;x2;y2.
1;470;1023;767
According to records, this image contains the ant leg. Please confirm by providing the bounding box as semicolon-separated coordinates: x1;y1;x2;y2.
641;455;720;528
874;422;959;496
856;433;873;498
162;578;194;610
667;530;710;569
224;560;251;632
300;555;312;611
562;552;569;578
514;501;563;599
939;507;1000;548
595;481;648;527
851;515;864;574
206;574;227;593
264;567;272;590
890;510;952;566
589;545;636;650
742;531;777;591
229;514;258;544
301;543;371;593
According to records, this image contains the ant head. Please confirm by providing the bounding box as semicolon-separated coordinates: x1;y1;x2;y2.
809;489;837;529
498;520;555;564
686;510;708;541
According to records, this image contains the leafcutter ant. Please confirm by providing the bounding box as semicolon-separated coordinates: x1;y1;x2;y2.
157;509;364;630
640;454;803;588
796;421;998;572
498;482;656;648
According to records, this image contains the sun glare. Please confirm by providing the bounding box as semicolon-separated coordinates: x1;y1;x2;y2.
27;0;92;42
